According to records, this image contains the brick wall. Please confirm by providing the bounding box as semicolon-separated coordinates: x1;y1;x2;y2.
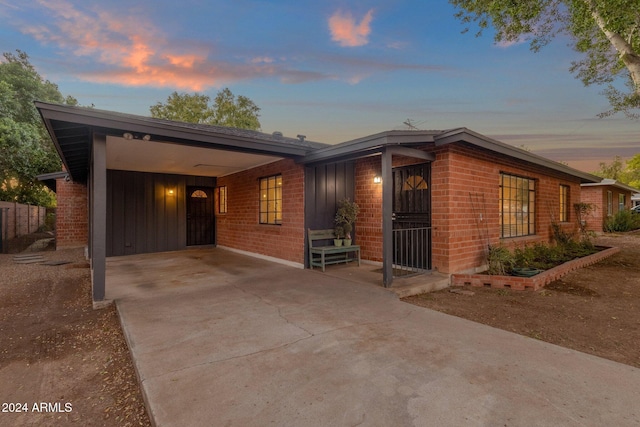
216;159;305;265
55;178;88;249
580;185;634;232
354;143;582;274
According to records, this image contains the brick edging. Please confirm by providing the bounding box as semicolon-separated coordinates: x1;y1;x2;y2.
451;247;620;291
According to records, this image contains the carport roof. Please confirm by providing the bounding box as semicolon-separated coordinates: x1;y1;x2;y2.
36;102;327;182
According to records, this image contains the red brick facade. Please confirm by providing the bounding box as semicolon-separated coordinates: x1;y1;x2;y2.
55;177;88;249
216;159;306;265
53;142;586;276
580;185;633;232
354;143;582;274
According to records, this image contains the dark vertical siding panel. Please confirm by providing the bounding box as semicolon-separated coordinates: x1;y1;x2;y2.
105;171;217;256
123;170;137;255
304;161;356;234
134;172;147;254
145;173;156;252
155;174;167;252
111;170;126;256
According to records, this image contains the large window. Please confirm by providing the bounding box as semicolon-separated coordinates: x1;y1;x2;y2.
500;173;536;238
259;175;282;225
607;191;613;216
559;185;569;222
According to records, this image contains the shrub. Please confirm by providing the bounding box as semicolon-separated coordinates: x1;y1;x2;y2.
603;210;640;232
487;245;514;275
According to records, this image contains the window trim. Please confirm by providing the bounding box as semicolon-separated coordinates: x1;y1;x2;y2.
259;174;282;225
499;172;536;238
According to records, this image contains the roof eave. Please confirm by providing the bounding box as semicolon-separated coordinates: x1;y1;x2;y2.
435;128;601;183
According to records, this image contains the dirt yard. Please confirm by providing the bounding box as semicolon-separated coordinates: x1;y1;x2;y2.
404;232;640;369
0;246;150;426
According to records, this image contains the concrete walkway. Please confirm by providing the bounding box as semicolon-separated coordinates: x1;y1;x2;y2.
107;248;640;427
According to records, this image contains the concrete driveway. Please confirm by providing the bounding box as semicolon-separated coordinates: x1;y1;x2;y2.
107;248;640;427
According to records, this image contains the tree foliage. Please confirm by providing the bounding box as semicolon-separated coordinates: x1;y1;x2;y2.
150;88;261;130
594;154;640;188
450;0;640;118
0;50;77;206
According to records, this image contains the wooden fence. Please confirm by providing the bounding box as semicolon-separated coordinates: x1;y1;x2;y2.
0;201;49;242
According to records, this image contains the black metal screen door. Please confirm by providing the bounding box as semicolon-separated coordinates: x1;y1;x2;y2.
392;163;432;273
187;187;214;246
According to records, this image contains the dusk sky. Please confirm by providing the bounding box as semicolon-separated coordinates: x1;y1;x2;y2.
1;0;638;173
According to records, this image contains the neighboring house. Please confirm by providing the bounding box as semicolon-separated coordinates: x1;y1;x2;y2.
581;179;640;232
36;102;599;303
632;192;640;208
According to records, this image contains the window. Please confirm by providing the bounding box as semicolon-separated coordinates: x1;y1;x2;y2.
559;185;569;222
500;173;536;238
191;189;207;198
619;194;626;212
607;191;613;216
219;186;227;214
259;175;282;225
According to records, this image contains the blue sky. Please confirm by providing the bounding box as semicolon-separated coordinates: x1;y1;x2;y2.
1;0;638;173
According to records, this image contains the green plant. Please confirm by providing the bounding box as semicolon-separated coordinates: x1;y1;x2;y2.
334;198;360;239
334;225;345;239
604;210;640;232
487;245;514;275
574;202;595;238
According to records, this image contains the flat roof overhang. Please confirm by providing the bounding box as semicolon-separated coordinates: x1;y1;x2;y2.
36;102;324;181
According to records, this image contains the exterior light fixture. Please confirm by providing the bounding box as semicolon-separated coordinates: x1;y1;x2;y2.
167;189;175;196
123;132;133;140
373;176;382;184
142;134;151;141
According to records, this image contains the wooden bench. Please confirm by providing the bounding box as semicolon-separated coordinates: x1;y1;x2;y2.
308;228;360;272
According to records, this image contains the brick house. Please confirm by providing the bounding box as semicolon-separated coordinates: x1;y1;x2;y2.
580;179;640;232
36;102;599;303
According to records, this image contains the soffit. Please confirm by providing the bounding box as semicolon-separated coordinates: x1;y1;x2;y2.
106;136;282;177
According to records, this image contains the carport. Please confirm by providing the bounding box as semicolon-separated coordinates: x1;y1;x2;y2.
37;102;323;303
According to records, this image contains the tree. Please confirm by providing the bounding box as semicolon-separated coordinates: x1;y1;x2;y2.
623;153;640;188
0;50;77;206
593;154;640;189
593;155;626;180
450;0;640;118
150;88;261;130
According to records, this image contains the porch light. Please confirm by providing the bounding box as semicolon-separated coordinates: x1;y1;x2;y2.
167;189;175;196
373;176;382;184
123;132;133;140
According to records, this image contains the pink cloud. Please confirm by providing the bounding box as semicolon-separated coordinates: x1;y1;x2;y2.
20;0;231;90
328;9;374;47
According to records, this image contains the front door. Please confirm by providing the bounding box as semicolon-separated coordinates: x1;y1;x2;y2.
392;163;431;274
187;187;214;246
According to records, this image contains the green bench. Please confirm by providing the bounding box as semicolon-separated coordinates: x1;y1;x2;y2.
308;228;361;272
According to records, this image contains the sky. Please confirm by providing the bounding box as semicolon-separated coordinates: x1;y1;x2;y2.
1;0;638;173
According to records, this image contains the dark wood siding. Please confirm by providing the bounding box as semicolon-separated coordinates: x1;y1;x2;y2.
304;161;355;266
106;170;215;256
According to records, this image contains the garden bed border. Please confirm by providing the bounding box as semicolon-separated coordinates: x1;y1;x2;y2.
451;246;620;291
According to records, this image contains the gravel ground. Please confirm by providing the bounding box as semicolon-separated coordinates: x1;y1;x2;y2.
0;244;150;426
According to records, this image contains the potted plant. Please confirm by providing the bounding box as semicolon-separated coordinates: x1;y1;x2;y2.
334;225;344;246
335;198;360;246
